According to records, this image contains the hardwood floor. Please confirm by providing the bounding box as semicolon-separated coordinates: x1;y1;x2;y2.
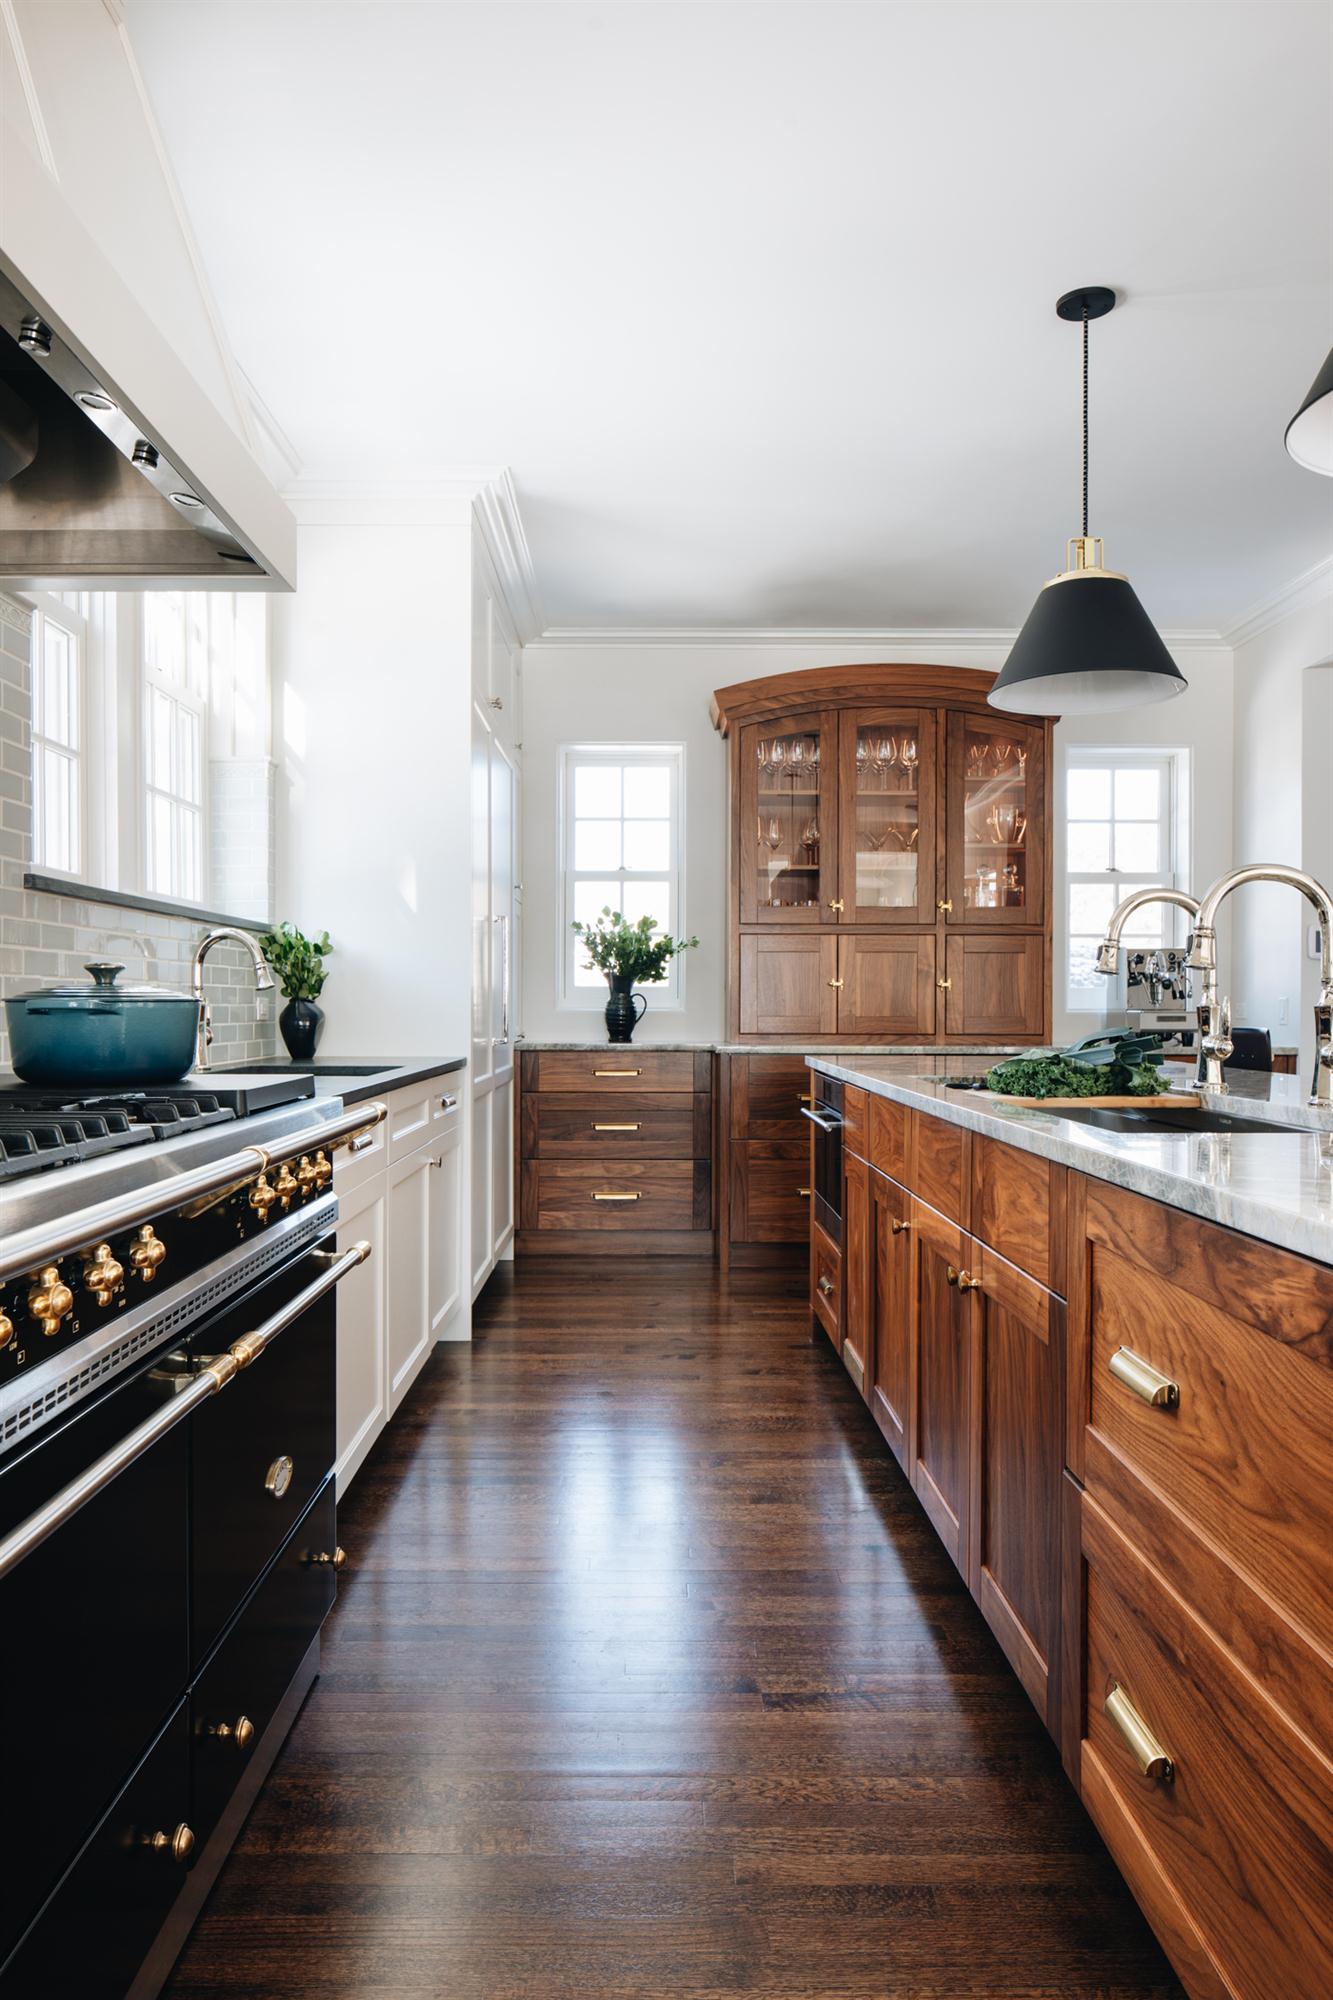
165;1261;1183;2000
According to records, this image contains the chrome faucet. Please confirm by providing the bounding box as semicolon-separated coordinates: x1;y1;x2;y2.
1186;865;1333;1102
191;927;274;1070
1095;886;1201;976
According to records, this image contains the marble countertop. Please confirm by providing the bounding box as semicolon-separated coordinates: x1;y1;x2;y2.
517;1040;1030;1057
806;1052;1333;1266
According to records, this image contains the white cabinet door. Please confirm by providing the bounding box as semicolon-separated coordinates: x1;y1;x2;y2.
471;699;494;1091
470;1088;492;1299
489;734;517;1081
386;1144;432;1414
334;1170;388;1497
490;1076;514;1262
429;1121;465;1341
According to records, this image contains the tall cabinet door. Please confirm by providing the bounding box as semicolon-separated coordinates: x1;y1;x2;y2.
387;1145;433;1414
945;712;1046;927
944;934;1046;1039
870;1170;912;1474
471;700;495;1091
910;1198;974;1575
489;735;517;1081
837;709;936;923
738;710;839;924
841;1153;871;1399
739;934;838;1036
837;933;937;1037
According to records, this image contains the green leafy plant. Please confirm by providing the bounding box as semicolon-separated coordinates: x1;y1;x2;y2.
571;908;699;985
257;920;332;1001
986;1031;1166;1099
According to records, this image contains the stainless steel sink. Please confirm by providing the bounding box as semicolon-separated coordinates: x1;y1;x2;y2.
1047;1104;1307;1137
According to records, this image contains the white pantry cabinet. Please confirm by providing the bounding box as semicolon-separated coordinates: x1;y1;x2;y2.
334;1075;464;1496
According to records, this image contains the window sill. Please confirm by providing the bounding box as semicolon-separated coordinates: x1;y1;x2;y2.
23;873;269;935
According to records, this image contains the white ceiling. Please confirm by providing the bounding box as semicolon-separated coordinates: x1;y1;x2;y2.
125;0;1333;634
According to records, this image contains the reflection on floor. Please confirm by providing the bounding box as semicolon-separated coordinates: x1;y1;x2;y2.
166;1259;1183;1999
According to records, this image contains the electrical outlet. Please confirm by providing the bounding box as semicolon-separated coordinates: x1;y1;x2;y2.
1279;995;1290;1026
1309;923;1324;961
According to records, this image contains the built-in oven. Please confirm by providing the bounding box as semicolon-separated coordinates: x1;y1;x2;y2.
802;1073;844;1245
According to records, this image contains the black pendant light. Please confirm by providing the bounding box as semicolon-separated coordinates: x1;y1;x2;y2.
1285;343;1333;475
989;287;1186;717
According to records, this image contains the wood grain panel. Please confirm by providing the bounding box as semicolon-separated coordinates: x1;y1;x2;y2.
530;1161;700;1231
910;1197;972;1574
841;1153;870;1399
729;1053;812;1138
911;1110;968;1225
810;1219;840;1348
836;932;937;1037
870;1168;912;1472
944;932;1047;1039
972;1135;1066;1294
1082;1493;1333;2000
868;1093;910;1183
526;1093;699;1159
732;1141;811;1243
739;934;838;1037
530;1051;701;1093
841;1083;868;1164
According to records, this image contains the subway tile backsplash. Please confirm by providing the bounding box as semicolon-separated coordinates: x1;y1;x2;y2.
0;594;278;1072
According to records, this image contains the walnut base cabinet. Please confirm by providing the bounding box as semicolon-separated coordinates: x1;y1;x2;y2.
713;664;1053;1048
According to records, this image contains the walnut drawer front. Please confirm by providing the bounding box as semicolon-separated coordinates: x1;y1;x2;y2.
525;1092;702;1159
1080;1492;1333;2000
729;1053;812;1139
912;1108;967;1224
529;1160;705;1231
528;1050;703;1093
738;1142;811;1242
971;1134;1065;1294
1080;1181;1333;1686
811;1221;840;1345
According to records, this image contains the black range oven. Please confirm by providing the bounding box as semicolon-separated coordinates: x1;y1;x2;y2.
802;1073;844;1244
0;1089;385;2000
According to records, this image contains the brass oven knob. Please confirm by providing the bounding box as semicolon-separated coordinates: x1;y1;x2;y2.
29;1265;74;1335
309;1546;346;1570
274;1161;299;1209
129;1225;167;1282
207;1714;255;1752
313;1149;332;1190
264;1453;294;1498
147;1823;195;1864
295;1154;319;1195
248;1173;278;1223
83;1242;125;1307
0;1311;13;1350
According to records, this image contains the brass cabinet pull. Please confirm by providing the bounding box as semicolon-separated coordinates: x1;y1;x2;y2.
1109;1347;1180;1410
147;1823;195;1864
817;1274;835;1297
937;977;952;991
592;1122;641;1132
206;1714;256;1752
890;1218;909;1235
592;1192;641;1202
1105;1683;1174;1782
946;1265;980;1290
798;1187;812;1198
828;978;845;989
594;1068;640;1077
937;898;953;914
309;1546;347;1569
829;898;845;913
798;1092;812;1103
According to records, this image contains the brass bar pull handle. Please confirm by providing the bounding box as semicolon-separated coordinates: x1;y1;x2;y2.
798;1187;812;1197
594;1068;641;1077
592;1123;641;1132
798;1092;813;1103
891;1218;909;1235
1109;1347;1180;1410
1105;1683;1174;1782
817;1275;835;1298
592;1192;642;1202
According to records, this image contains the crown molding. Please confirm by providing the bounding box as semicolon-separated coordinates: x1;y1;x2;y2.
281;473;507;527
472;470;544;646
527;622;1226;653
1222;554;1333;651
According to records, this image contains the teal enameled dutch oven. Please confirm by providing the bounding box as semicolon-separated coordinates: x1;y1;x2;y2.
5;961;201;1086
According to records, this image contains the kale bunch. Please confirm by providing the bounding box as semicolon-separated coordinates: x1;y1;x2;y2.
986;1031;1167;1099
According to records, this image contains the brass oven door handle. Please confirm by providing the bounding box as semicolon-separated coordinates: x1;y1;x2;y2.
1104;1683;1174;1782
1108;1347;1180;1409
0;1241;372;1585
592;1192;641;1202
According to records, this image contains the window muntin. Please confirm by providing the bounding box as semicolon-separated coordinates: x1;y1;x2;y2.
560;745;685;1006
142;593;208;902
1065;750;1188;1013
29;593;87;878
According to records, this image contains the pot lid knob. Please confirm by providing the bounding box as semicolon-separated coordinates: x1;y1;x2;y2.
85;962;125;987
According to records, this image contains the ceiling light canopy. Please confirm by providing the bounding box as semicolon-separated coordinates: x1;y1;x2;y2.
989;287;1186;719
1285;343;1333;476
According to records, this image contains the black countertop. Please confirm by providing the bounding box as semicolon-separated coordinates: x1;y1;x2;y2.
215;1055;467;1105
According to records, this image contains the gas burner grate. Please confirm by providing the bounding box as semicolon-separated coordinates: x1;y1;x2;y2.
0;1121;83;1182
0;1089;236;1179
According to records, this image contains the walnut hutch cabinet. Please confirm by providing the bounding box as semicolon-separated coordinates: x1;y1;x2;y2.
713;665;1053;1045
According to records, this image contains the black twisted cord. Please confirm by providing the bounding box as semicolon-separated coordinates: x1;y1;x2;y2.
1082;303;1089;540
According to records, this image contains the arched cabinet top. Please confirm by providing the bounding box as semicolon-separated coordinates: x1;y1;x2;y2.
710;663;1005;736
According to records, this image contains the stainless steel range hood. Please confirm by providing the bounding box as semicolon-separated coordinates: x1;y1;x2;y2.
0;136;294;591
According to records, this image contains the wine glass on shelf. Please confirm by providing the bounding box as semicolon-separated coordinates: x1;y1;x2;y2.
761;816;783;853
856;735;872;782
757;739;770;780
876;736;897;789
800;816;820;861
900;735;918;788
768;738;786;783
808;736;820;773
788;738;806;787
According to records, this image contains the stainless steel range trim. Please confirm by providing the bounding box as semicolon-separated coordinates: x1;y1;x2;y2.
0;1098;385;1283
0;1195;335;1453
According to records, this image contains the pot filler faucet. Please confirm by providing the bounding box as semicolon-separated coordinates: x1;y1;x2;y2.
1186;866;1333;1103
191;927;274;1070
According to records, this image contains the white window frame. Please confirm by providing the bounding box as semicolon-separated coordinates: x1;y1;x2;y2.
1063;746;1191;1016
558;742;687;1011
139;593;211;908
27;589;89;881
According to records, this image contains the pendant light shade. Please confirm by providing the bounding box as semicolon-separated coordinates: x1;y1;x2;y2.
990;287;1185;718
1285;343;1333;476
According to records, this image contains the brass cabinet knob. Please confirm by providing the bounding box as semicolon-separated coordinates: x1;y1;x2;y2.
274;1162;299;1208
129;1225;167;1281
797;1187;812;1198
148;1823;195;1864
947;1265;981;1291
937;898;953;914
83;1242;125;1307
937;976;952;991
248;1174;277;1223
890;1218;909;1235
296;1154;319;1195
207;1715;255;1752
313;1149;333;1189
264;1454;295;1499
828;978;845;989
0;1311;13;1350
309;1546;347;1570
829;898;845;914
817;1274;835;1297
28;1265;74;1335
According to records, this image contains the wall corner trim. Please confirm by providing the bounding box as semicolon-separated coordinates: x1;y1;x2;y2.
1223;555;1333;653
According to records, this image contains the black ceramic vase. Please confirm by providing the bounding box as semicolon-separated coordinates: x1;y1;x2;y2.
604;974;647;1044
279;996;324;1061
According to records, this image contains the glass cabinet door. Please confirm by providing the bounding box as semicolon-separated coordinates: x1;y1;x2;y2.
837;710;936;923
945;714;1045;927
739;712;838;923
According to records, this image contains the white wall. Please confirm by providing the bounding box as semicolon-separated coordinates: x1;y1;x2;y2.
519;636;1223;1046
1231;589;1333;1073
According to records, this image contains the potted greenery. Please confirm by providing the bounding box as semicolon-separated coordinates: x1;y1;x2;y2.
571;908;699;1042
257;920;332;1060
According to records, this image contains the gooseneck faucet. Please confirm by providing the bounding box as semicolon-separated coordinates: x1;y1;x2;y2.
1095;886;1201;976
1186;865;1333;1102
191;927;274;1070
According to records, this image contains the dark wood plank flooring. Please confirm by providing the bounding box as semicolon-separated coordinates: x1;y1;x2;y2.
165;1260;1183;1999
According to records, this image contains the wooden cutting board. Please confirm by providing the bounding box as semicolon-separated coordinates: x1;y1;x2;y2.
986;1091;1202;1110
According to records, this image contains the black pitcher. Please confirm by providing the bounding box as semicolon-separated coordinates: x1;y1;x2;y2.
604;975;647;1044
